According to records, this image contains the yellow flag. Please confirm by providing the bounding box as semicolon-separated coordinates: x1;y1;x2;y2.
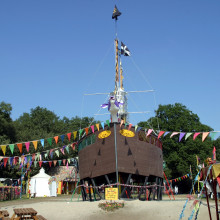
32;141;38;151
73;131;77;140
96;123;100;131
1;145;7;156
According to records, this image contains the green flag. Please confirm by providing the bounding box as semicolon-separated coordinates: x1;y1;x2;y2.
47;138;53;146
9;144;14;154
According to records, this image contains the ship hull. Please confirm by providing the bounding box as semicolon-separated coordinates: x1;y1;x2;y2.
78;123;163;200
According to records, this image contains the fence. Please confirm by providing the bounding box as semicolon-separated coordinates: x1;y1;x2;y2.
0;186;21;201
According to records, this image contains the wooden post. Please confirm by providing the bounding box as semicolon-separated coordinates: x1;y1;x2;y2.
164;182;171;200
205;183;212;220
163;172;175;200
153;177;158;200
159;178;163;200
210;169;219;220
138;176;148;200
91;178;102;200
114;39;119;92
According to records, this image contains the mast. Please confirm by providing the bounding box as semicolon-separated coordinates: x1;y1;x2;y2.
114;39;119;93
120;58;123;89
112;5;128;123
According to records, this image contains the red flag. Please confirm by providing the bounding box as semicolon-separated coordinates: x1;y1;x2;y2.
63;159;66;165
32;153;35;161
158;131;165;139
72;143;76;151
213;146;216;160
67;133;71;141
3;158;8;167
49;161;52;167
14;157;19;165
39;161;42;167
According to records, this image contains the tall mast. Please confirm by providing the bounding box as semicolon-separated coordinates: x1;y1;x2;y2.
114;39;119;93
120;58;123;89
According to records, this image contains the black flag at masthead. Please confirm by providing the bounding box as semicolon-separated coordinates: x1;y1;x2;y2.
112;5;121;20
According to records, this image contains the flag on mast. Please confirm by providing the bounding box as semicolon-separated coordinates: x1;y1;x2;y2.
112;5;121;20
121;42;131;56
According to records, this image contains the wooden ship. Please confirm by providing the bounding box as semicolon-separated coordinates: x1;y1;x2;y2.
78;5;163;201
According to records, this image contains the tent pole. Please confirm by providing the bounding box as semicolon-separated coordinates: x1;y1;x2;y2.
205;183;212;220
210;169;219;220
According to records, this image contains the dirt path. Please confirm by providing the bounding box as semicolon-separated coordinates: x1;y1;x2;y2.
0;195;218;220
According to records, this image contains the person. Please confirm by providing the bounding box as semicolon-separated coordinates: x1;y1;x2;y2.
175;185;178;195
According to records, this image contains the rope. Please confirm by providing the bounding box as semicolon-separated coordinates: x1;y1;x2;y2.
75;182;163;189
80;41;114;128
130;57;160;131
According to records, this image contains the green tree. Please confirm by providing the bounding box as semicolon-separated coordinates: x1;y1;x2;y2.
0;101;16;144
0;102;19;178
13;106;96;176
138;103;213;192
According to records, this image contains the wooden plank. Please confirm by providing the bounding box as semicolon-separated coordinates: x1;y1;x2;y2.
79;123;163;179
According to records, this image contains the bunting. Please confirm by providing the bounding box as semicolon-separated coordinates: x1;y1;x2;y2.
146;129;153;137
170;132;179;138
158;131;165;139
17;143;22;153
101;122;105;130
25;142;30;152
96;123;100;131
9;144;14;154
79;129;84;137
106;120;110;127
1;145;6;156
120;120;124;127
67;133;71;141
47;138;52;146
54;136;59;144
91;125;95;133
73;131;77;140
135;125;138;132
179;133;186;142
32;141;38;151
169;174;190;183
193;132;201;140
202;132;209;142
60;135;65;143
85;127;89;135
40;139;44;147
0;120;219;156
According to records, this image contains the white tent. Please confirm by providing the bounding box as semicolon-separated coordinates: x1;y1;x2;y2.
30;168;55;197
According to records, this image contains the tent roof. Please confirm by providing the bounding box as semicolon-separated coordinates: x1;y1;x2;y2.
31;168;51;179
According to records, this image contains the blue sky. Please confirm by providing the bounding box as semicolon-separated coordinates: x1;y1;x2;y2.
0;0;219;134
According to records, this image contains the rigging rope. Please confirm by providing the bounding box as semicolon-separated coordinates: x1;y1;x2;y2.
130;56;160;132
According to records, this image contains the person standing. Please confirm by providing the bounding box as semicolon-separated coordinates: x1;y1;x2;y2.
175;185;178;195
